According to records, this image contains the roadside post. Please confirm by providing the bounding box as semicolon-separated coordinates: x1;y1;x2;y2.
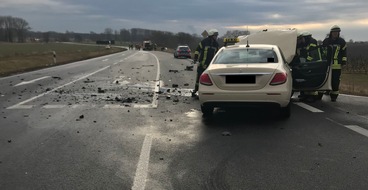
52;51;56;64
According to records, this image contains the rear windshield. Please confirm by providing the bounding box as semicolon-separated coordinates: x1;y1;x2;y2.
213;48;278;64
178;47;190;51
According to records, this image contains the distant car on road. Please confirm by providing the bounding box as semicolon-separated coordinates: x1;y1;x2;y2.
174;45;191;59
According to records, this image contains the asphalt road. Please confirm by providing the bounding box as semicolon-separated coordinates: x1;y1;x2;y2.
0;49;368;190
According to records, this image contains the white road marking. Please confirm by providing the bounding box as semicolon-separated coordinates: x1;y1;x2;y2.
102;59;109;62
7;105;34;109
326;118;368;138
6;66;110;109
43;105;66;109
103;105;124;109
294;102;324;112
345;125;368;138
144;52;161;109
132;134;152;190
14;76;50;87
340;94;368;99
133;104;153;108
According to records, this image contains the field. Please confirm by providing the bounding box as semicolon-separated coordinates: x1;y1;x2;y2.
0;42;367;97
0;42;124;77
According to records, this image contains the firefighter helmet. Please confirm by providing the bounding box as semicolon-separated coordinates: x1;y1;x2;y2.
208;29;219;36
301;31;312;37
297;32;302;37
330;25;341;32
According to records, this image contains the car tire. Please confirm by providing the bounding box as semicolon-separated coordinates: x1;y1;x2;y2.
201;105;214;117
280;103;291;119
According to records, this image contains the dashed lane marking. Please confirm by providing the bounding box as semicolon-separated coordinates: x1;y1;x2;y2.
345;125;368;138
293;102;324;112
326;118;368;138
42;105;66;109
132;134;152;190
14;76;50;87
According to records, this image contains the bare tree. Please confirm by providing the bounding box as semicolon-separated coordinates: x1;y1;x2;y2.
104;28;113;40
14;17;30;42
3;16;15;42
120;29;131;42
0;16;30;42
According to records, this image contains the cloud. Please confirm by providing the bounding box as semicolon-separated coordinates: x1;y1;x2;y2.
1;0;368;41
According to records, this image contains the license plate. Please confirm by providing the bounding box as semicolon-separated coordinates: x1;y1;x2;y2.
226;75;255;84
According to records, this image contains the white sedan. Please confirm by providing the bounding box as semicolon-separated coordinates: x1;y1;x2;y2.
198;29;333;118
198;44;293;118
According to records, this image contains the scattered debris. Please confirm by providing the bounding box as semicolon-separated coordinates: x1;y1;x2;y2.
169;70;179;73
185;65;194;71
172;84;178;88
52;76;62;80
97;88;105;93
222;131;232;136
84;78;95;83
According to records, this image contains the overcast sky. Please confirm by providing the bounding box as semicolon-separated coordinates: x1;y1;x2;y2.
1;0;368;41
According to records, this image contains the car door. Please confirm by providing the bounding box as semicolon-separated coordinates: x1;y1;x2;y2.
237;29;332;92
290;46;332;91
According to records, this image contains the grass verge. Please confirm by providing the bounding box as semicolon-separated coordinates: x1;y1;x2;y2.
0;42;124;77
340;73;368;96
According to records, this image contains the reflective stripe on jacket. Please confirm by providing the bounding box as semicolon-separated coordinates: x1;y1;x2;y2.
322;37;347;70
194;37;219;69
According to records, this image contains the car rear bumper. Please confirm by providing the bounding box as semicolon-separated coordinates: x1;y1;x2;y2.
199;91;291;107
177;55;191;58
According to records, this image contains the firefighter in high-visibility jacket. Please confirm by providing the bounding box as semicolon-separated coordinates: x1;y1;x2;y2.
191;29;220;97
322;25;347;102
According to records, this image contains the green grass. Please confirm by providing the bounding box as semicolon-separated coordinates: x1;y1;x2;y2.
340;73;368;96
0;42;111;57
0;42;124;76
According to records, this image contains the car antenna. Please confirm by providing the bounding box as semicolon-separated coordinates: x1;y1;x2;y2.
246;26;250;48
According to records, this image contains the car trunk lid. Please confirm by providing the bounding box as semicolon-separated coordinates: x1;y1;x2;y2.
208;64;279;91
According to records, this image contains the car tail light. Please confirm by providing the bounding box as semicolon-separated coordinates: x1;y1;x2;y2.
199;73;213;86
270;72;287;85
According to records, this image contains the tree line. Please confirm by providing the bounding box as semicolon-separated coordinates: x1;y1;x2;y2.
0;15;251;51
0;16;31;42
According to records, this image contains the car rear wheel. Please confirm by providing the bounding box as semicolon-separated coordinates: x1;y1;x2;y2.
201;105;214;117
280;103;291;119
